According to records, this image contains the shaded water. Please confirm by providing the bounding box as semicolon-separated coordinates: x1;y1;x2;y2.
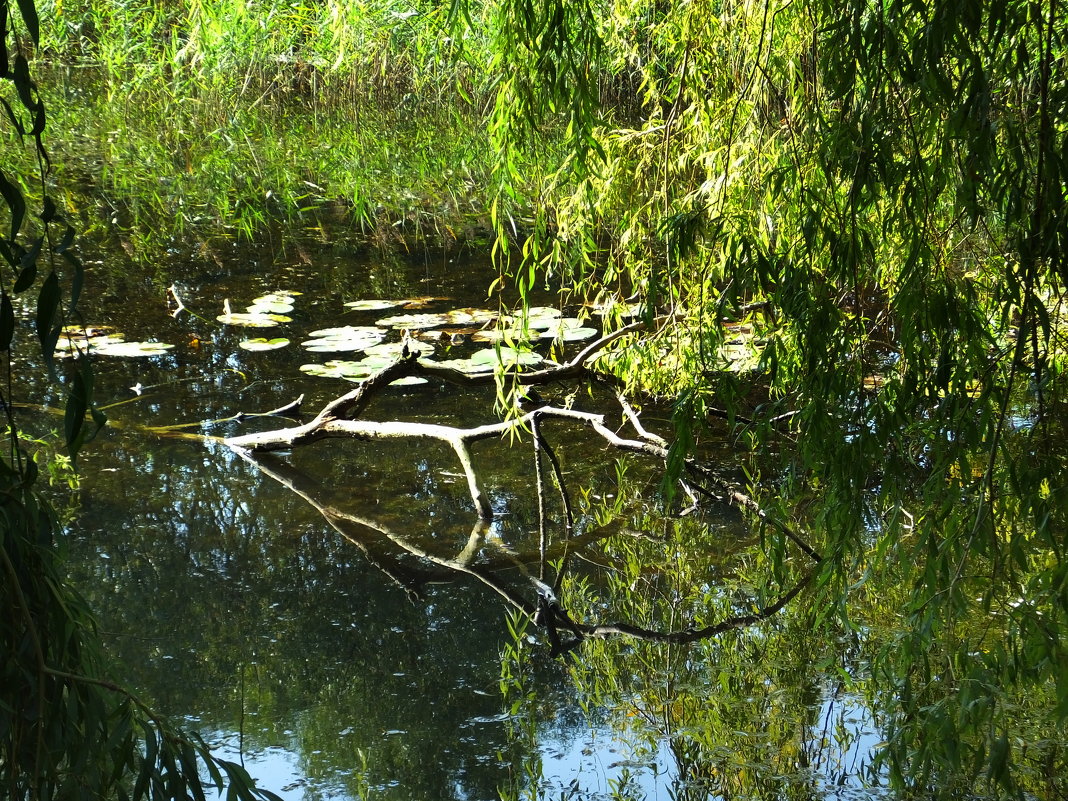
32;227;884;800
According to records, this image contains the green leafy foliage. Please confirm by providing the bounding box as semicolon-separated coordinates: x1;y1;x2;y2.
0;1;282;798
464;0;1068;792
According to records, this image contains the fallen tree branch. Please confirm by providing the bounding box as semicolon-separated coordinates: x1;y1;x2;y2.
226;352;822;558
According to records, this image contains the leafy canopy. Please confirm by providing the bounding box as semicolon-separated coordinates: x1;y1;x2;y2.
473;0;1067;791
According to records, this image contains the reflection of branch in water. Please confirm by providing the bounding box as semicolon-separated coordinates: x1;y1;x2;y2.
236;450;615;614
234;450;444;599
237;449;818;658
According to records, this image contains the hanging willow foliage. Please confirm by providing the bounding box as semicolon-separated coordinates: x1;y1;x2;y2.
476;0;1067;791
0;1;283;798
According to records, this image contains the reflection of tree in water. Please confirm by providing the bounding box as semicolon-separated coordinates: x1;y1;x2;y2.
66;437;548;801
66;338;827;801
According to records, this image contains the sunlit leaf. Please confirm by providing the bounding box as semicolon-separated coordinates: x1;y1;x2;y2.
217;312;291;327
246;298;295;314
302;326;386;352
375;312;451;329
364;340;435;358
238;337;290;352
92;341;175;357
343;299;407;311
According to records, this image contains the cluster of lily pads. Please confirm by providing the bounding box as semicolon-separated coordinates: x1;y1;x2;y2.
60;291;644;385
290;298;603;383
55;325;175;358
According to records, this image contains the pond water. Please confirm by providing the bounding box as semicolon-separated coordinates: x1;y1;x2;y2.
33;224;886;800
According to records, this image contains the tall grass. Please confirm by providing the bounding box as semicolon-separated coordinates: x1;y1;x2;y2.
32;0;548;256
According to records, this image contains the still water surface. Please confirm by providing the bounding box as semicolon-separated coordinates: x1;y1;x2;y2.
44;230;883;800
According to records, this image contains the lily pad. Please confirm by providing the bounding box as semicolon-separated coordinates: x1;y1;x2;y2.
300;354;424;385
344;299;407;311
92;341;176;358
56;326;174;358
470;346;543;367
470;328;525;343
56;326;124;355
302;326;386;353
217;312;291;327
376;312;451;330
246;298;295;314
364;340;435;358
376;308;498;330
537;318;599;342
239;337;291;352
399;296;450;308
587;299;645;318
444;308;499;325
429;346;544;375
217;298;291;327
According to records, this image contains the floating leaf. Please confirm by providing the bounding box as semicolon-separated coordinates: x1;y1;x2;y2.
470;328;529;343
239;337;290;352
302;326;386;353
376;312;451;329
470;346;543;367
587;299;645;318
217;312;291;327
300;354;422;384
364;340;435;358
399;296;450;308
246;298;295;314
344;299;407;311
92;341;175;358
444;307;498;325
56;326;174;358
428;346;544;375
538;318;599;342
217;298;291;327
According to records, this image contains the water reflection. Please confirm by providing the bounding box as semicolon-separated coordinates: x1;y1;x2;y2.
51;237;892;800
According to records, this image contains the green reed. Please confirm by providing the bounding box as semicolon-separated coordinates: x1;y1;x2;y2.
32;0;542;256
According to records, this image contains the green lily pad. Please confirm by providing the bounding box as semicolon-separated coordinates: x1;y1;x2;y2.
399;296;450;308
470;328;525;343
246;298;295;314
217;312;291;327
470;346;543;367
587;299;645;318
376;308;498;330
445;308;499;325
302;326;386;353
93;341;175;357
217;298;291;327
344;299;407;311
239;337;290;352
375;312;451;329
364;340;435;358
56;326;174;358
537;318;599;342
300;355;424;385
56;327;125;355
428;346;544;375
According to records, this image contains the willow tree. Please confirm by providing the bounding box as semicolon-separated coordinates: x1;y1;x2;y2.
0;0;286;797
476;0;1068;792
